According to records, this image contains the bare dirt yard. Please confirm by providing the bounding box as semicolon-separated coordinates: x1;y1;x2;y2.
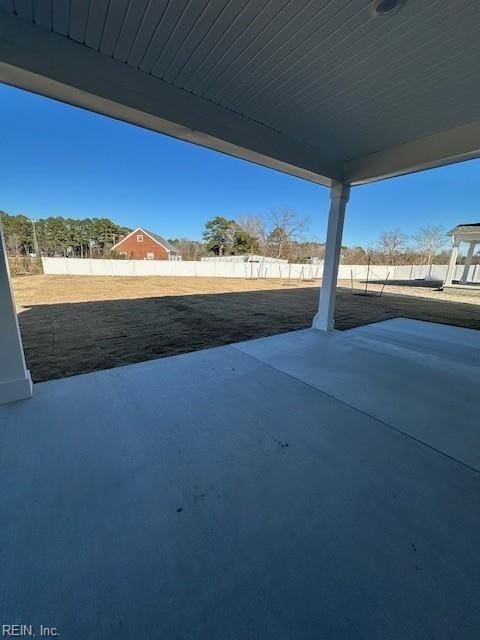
13;274;480;382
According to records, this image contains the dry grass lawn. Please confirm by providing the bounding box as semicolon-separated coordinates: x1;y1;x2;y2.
13;274;480;382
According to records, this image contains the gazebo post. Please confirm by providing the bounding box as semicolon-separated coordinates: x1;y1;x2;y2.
444;237;460;286
460;241;476;284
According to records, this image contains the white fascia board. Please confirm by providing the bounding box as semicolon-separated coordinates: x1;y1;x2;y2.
451;233;480;243
113;228;176;254
140;229;174;253
0;12;340;187
111;227;143;251
344;121;480;185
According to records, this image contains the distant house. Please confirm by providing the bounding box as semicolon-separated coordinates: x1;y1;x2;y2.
112;227;181;261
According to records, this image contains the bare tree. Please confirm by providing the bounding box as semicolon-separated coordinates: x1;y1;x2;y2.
266;208;309;259
291;239;325;263
342;246;369;264
413;225;447;265
5;232;23;256
236;214;267;252
376;229;409;264
169;238;207;261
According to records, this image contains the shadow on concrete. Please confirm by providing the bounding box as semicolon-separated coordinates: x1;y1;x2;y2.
18;286;480;382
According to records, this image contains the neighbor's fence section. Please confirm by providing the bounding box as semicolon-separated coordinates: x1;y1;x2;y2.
338;264;477;281
340;264;468;281
41;258;479;282
339;263;478;282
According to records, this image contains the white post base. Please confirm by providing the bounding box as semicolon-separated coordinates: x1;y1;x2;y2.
0;372;33;405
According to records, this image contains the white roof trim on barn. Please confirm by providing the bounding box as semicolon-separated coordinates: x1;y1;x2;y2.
112;227;179;255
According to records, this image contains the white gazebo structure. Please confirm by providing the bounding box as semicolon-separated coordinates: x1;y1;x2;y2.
1;3;480;638
443;223;480;293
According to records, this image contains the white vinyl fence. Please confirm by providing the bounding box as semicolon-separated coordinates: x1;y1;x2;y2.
341;263;479;282
42;258;480;282
41;258;323;280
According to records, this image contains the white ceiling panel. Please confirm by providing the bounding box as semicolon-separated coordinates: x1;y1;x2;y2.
125;0;169;68
111;0;149;62
84;0;110;49
100;0;131;56
0;0;479;185
51;0;70;36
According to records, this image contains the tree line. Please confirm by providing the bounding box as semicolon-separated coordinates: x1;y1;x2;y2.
343;227;453;266
0;211;131;258
2;208;472;266
171;208;325;263
181;212;459;266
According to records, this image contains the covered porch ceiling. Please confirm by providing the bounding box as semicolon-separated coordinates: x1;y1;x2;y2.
0;0;479;187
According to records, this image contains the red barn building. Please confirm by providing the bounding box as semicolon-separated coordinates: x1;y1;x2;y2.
112;227;181;261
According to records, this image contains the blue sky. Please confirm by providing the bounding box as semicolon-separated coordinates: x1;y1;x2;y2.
1;82;478;247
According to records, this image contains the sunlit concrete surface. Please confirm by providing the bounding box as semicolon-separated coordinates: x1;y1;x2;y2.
236;318;480;470
1;319;479;639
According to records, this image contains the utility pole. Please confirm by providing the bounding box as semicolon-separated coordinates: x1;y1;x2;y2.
29;219;40;257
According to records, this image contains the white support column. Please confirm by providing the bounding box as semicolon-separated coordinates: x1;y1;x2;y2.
460;241;476;284
444;237;460;286
0;229;32;404
313;182;350;331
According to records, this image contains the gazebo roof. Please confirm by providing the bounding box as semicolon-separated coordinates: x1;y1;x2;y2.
448;223;480;236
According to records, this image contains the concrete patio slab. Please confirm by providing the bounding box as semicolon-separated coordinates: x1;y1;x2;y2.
0;319;479;639
235;319;480;471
